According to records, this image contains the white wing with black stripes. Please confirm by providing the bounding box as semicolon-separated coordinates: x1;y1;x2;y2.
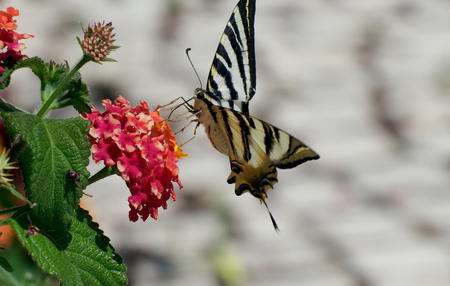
192;0;320;231
206;0;256;114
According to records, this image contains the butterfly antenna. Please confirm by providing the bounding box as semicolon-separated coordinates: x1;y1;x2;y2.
186;48;203;89
261;198;280;232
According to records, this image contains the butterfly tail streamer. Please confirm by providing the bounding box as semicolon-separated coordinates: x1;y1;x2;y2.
261;198;279;232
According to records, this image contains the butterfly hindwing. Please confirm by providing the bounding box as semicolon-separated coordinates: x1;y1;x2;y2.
206;0;256;114
244;115;320;170
209;105;319;197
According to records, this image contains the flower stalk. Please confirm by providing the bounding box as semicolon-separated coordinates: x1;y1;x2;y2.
88;166;117;185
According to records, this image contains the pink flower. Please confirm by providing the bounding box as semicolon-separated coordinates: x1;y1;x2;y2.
84;96;187;221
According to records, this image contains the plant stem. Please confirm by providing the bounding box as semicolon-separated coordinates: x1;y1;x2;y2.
36;55;91;118
88;166;117;185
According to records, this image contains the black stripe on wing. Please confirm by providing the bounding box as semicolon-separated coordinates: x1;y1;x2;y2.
241;0;256;100
206;0;256;114
211;55;239;100
220;108;237;155
232;111;252;162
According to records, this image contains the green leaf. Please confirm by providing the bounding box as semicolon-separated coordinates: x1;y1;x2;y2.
0;68;14;90
0;185;32;206
8;208;127;286
0;57;90;113
38;62;68;105
0;267;20;286
0;241;57;286
59;75;90;114
35;62;90;114
0;57;46;90
14;57;47;77
0;205;29;216
0;256;13;272
1;112;90;247
102;58;117;63
0;98;24;113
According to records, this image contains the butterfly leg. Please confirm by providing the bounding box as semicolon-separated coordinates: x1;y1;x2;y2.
178;120;200;147
175;119;198;134
169;111;196;123
180;134;196;148
159;96;193;110
166;98;196;120
193;121;200;135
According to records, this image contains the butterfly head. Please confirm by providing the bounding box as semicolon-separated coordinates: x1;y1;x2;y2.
194;88;206;100
193;88;216;112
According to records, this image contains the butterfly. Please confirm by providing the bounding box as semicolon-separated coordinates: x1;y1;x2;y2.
191;0;319;230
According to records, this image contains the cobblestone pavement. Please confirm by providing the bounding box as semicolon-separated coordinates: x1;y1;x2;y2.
3;0;450;285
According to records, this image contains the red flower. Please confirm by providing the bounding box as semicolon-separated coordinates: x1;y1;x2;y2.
84;96;187;221
0;7;33;75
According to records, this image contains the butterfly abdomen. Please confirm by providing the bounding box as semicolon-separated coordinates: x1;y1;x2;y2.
194;90;230;156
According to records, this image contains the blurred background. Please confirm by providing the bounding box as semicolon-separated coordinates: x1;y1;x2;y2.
1;0;450;285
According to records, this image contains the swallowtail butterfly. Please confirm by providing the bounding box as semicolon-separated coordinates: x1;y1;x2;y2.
191;0;319;230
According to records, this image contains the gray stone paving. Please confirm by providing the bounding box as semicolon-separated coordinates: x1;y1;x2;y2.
3;0;450;285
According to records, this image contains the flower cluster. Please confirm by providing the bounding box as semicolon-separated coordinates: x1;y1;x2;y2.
84;96;187;221
79;22;116;62
0;7;33;75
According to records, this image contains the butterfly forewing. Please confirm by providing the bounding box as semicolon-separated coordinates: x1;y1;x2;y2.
206;0;256;114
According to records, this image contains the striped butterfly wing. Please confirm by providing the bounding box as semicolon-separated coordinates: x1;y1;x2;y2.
210;104;319;197
206;0;256;114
